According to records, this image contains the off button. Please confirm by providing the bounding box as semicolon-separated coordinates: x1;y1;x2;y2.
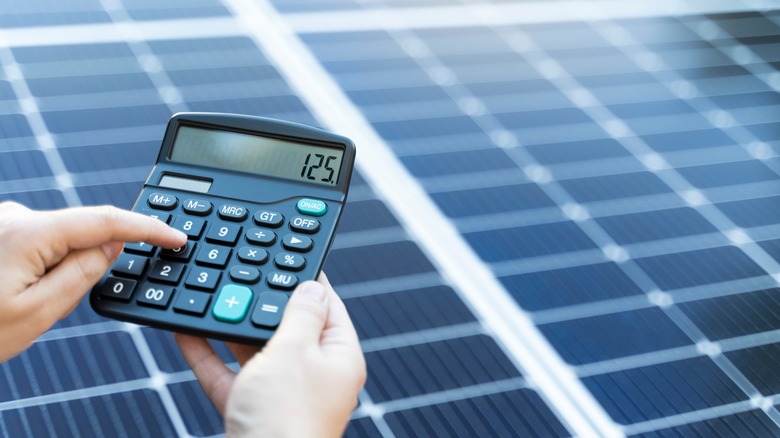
296;198;327;217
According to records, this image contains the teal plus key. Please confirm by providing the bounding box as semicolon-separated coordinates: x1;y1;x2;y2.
213;284;253;323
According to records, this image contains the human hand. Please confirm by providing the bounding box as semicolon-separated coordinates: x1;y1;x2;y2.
0;201;187;362
176;274;366;438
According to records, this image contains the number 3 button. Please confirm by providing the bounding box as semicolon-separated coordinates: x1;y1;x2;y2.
185;267;222;291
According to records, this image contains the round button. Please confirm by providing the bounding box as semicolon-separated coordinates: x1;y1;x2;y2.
296;198;327;217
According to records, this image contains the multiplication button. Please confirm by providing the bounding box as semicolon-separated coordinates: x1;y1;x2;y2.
237;246;268;265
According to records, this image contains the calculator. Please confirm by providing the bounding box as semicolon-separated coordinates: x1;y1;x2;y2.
90;113;356;344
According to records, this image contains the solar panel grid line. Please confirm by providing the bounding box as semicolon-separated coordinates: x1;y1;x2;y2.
353;390;397;438
622;399;759;436
280;0;760;34
0;43;78;207
477;21;780;430
358;321;486;353
294;1;780;432
223;0;618;435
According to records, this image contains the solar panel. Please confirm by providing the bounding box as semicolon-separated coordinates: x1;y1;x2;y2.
0;1;778;436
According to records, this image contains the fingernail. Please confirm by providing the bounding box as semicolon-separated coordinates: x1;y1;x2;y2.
101;241;123;260
295;281;326;303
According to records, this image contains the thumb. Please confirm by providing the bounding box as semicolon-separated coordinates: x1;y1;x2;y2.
271;281;329;348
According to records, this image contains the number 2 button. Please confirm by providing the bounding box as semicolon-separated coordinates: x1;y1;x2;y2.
148;261;185;284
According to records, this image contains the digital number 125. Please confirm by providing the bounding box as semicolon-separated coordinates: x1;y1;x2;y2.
300;153;337;183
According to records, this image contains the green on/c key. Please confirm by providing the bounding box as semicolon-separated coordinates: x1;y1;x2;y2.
213;284;253;323
296;198;327;217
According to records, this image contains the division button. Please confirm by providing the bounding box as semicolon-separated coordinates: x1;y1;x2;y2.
174;290;211;316
251;292;289;328
246;228;276;246
289;216;320;234
282;234;313;252
147;193;178;210
213;285;253;323
218;204;248;222
137;284;175;309
182;199;213;216
98;277;136;301
266;272;299;290
237;246;269;265
253;210;283;228
229;266;261;284
274;253;306;271
296;198;327;217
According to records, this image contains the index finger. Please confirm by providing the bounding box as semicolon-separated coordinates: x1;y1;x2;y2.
44;206;187;250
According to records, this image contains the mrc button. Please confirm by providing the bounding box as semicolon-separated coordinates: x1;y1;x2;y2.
218;204;248;221
296;198;327;217
290;216;320;234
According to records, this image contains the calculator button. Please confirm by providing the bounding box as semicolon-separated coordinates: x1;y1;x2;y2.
98;277;136;301
141;209;171;224
148;193;178;210
148;261;186;284
124;242;155;256
274;253;306;271
182;199;213;216
251;292;288;328
213;285;253;323
137;284;175;309
112;254;149;277
173;216;206;239
218;204;248;222
237;246;269;265
205;223;242;245
196;245;232;268
296;198;327;217
229;266;261;284
185;267;222;291
254;210;283;228
289;217;320;234
246;228;276;246
160;242;196;262
282;234;313;252
173;290;211;316
266;272;298;290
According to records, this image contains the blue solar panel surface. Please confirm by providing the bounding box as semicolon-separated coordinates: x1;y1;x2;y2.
0;1;779;437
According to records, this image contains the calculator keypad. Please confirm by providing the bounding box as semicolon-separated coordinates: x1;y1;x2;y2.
96;189;337;341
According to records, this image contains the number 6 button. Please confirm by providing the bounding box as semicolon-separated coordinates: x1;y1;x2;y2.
196;244;231;268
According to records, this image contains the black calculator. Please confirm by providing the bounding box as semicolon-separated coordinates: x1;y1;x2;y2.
90;113;355;344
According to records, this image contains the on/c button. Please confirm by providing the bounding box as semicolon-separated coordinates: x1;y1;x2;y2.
213;284;253;323
296;198;327;217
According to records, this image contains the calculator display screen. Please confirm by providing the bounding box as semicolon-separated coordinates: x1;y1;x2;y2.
170;125;344;186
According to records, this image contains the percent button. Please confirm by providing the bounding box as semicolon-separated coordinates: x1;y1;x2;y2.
274;253;306;272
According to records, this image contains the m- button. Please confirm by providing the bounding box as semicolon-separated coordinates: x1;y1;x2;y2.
218;204;248;222
182;199;212;216
296;198;327;217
